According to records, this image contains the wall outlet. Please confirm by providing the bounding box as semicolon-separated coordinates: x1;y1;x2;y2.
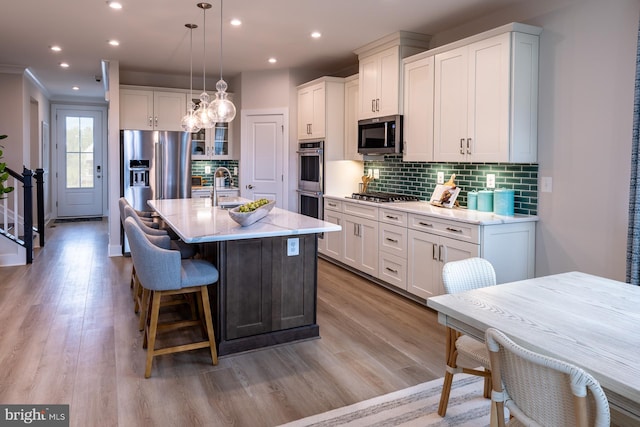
204;165;211;174
367;169;373;178
437;172;445;184
486;174;496;189
233;167;238;176
287;238;299;256
373;169;380;179
541;176;553;193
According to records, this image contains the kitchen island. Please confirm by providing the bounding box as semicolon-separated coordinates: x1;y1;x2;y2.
148;197;341;356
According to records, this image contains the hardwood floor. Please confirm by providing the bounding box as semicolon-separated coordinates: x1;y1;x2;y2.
0;219;446;426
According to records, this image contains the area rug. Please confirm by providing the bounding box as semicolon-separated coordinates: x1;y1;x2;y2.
279;374;492;427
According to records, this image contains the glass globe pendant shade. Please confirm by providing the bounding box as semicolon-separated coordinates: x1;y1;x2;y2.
181;102;202;132
197;92;215;128
209;79;236;123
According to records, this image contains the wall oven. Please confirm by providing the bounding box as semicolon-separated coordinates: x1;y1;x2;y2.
297;140;324;219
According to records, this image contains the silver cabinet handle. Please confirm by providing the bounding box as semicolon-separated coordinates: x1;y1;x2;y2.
385;267;398;274
386;215;398;220
375;98;379;112
246;184;254;189
460;138;465;155
155;116;158;127
371;99;376;113
467;138;472;155
353;223;358;237
148;116;153;127
432;243;438;261
385;237;398;243
419;221;433;227
438;244;444;262
328;202;337;207
446;227;462;233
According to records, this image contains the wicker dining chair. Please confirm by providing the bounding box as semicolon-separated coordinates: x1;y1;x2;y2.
438;257;497;417
485;327;610;427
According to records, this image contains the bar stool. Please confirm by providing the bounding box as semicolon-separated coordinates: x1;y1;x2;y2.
124;217;219;378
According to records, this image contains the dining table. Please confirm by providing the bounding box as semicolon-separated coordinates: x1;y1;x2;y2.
427;271;640;424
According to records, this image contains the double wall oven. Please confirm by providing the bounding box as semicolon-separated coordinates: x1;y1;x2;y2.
297;140;323;219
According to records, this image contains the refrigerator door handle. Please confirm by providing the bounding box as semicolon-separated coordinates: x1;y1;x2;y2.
155;141;162;199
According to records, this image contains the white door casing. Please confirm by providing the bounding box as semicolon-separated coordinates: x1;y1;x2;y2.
240;110;287;207
54;105;107;217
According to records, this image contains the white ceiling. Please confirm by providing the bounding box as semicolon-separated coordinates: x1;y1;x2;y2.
0;0;527;100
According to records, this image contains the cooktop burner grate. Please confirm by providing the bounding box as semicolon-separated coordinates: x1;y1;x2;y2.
350;192;420;203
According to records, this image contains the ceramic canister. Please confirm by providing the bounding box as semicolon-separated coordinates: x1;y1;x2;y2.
467;191;478;210
493;188;515;216
477;190;494;212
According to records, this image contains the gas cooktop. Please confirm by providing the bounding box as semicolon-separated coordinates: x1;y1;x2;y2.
350;192;420;203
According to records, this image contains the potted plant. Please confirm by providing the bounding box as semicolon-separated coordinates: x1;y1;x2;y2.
0;134;15;198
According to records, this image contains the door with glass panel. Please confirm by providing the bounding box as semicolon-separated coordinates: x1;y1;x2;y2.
56;108;105;217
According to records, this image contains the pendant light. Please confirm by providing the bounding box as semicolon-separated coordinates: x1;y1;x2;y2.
208;0;236;123
181;23;201;132
195;2;215;129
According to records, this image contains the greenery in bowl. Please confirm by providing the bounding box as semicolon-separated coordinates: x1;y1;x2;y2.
0;135;15;198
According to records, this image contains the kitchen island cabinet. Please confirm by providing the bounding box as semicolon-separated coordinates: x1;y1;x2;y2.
147;198;340;356
321;195;537;303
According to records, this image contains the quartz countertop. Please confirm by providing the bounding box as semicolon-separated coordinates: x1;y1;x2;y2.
148;198;341;243
324;194;538;225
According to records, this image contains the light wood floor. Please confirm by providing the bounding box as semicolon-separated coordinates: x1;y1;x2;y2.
0;219;447;426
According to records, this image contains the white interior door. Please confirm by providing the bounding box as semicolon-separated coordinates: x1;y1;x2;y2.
56;107;105;217
240;111;285;206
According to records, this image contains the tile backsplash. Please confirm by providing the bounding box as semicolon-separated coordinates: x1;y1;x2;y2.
192;160;240;187
363;155;538;215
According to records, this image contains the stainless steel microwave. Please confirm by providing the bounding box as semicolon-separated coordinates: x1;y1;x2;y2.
358;115;403;155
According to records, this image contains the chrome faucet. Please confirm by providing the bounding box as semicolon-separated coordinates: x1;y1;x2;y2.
211;167;234;207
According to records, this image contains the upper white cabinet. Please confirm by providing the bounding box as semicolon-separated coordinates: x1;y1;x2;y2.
297;81;326;140
354;32;431;120
120;88;187;131
433;24;541;163
343;74;361;161
402;54;435;162
296;77;345;160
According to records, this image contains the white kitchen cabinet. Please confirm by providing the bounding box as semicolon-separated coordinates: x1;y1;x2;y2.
433;27;540;163
343;214;379;277
378;222;408;290
191;122;233;160
402;54;435;161
191;187;239;199
120;88;187;131
297;82;326;140
407;228;479;299
319;199;344;259
343;74;361;161
354;32;431;120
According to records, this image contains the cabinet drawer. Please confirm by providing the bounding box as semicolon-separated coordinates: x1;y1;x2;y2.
343;201;378;220
379;223;407;257
378;252;407;290
324;199;343;212
408;213;479;244
379;208;408;226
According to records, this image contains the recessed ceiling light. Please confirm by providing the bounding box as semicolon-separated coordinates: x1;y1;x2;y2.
268;58;277;64
108;40;120;46
311;31;322;39
72;86;80;91
50;45;62;52
60;62;70;68
230;18;241;26
107;1;122;9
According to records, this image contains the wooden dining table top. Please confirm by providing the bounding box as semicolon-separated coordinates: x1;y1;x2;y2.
427;271;640;419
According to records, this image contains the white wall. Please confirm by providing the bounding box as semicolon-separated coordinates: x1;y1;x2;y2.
431;0;640;281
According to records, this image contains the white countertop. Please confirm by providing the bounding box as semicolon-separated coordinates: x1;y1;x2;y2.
324;194;538;225
148;198;341;243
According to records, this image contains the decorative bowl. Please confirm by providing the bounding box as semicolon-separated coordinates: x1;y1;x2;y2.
228;200;276;227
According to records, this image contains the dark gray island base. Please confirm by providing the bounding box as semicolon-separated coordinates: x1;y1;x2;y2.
147;198;341;357
207;234;319;356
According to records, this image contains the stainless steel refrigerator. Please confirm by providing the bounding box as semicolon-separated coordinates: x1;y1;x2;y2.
121;130;191;252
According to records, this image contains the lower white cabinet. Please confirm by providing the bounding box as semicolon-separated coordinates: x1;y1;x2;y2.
407;228;479;299
343;214;379;277
321;197;536;301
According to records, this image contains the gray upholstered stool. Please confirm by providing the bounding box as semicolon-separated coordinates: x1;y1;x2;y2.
125;217;218;378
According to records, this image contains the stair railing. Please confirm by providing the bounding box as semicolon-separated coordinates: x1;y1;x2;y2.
0;167;45;264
